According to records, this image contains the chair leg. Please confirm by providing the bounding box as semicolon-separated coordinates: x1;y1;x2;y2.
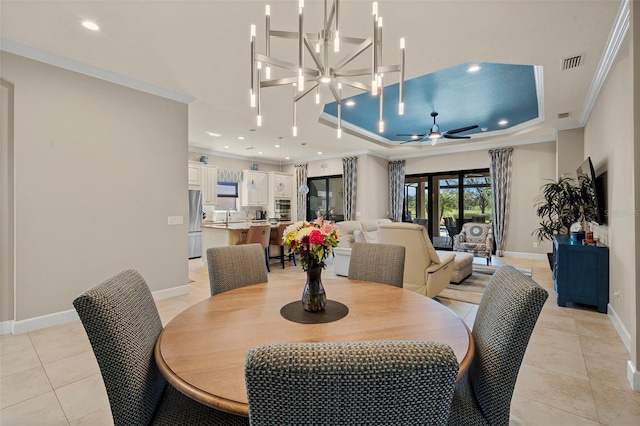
265;247;271;272
280;245;285;269
292;252;297;266
486;256;490;265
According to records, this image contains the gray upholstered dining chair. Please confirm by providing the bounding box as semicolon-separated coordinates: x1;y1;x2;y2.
448;265;548;425
245;340;459;426
72;269;248;426
207;244;268;296
348;242;406;287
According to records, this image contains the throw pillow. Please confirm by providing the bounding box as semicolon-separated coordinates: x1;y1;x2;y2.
364;230;378;243
353;229;367;243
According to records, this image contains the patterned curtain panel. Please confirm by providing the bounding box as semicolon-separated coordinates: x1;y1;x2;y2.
295;164;308;221
217;169;243;183
489;148;513;257
388;160;406;222
342;157;358;221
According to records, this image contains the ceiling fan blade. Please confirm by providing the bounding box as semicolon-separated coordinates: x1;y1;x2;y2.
443;134;472;139
445;124;479;135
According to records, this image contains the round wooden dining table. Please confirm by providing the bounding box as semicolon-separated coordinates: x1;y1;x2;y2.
155;277;474;416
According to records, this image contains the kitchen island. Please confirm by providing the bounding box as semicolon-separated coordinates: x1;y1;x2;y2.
201;222;284;265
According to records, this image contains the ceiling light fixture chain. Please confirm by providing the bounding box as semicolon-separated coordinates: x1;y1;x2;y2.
250;0;406;139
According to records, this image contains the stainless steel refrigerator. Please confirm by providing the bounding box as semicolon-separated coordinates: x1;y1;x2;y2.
188;189;203;259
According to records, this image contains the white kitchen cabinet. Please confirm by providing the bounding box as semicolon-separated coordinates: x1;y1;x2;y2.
188;161;202;189
241;170;268;206
270;172;294;198
201;165;219;205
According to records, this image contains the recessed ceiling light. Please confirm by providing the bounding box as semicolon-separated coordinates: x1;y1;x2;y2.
411;135;419;140
224;145;229;148
275;144;280;148
238;136;245;140
467;64;482;73
481;127;488;132
258;152;263;154
206;131;221;137
285;156;290;160
498;120;508;126
82;21;100;31
317;152;322;155
345;100;356;107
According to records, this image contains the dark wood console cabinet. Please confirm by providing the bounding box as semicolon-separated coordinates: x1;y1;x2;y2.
553;235;609;313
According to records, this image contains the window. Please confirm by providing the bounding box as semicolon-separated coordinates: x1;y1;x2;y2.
306;175;344;221
216;182;238;210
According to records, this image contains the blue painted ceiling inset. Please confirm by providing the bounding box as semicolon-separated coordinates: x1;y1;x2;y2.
322;62;539;142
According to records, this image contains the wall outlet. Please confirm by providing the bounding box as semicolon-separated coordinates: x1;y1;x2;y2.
533;242;538;248
168;216;183;225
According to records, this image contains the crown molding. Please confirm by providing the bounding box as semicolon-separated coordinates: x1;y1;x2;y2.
579;0;630;125
0;38;194;104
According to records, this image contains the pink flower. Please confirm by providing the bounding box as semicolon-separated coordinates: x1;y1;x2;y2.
321;222;337;235
308;229;325;245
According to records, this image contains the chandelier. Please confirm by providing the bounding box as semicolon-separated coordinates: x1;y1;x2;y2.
250;0;406;138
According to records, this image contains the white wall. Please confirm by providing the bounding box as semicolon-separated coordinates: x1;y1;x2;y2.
584;29;638;377
557;128;585;177
2;52;190;323
405;143;556;255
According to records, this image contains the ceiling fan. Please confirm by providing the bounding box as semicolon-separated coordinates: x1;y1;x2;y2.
398;112;479;145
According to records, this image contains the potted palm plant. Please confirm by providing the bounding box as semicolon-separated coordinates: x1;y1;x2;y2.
532;175;597;269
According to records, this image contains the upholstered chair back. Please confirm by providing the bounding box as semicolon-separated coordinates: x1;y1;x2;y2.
448;265;548;425
348;242;406;287
73;270;165;425
245;341;459;425
460;222;492;244
207;244;268;296
245;224;271;249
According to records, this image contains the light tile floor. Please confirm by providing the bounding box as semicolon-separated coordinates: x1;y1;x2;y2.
1;255;638;425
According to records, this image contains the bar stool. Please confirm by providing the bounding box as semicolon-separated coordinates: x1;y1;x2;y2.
269;223;297;269
243;224;272;272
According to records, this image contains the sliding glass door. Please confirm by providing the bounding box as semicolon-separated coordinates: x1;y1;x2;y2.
405;169;491;250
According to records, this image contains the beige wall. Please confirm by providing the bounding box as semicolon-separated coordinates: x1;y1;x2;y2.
584;31;638;372
2;52;190;322
405;143;556;255
557;128;584;178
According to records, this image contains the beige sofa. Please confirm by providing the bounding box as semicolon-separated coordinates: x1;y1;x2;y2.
333;219;392;277
378;223;455;298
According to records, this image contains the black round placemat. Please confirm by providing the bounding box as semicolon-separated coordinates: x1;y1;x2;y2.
280;300;349;324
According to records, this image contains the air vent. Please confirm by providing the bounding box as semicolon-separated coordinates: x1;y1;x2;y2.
557;112;571;119
561;55;583;70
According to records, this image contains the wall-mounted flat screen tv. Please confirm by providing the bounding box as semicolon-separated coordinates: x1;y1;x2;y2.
576;157;605;225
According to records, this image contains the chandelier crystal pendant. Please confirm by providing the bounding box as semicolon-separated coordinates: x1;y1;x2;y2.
250;0;406;138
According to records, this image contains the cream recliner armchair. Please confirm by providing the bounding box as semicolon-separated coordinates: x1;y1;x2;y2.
378;223;455;298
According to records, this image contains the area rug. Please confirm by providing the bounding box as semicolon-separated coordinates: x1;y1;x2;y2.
439;265;532;305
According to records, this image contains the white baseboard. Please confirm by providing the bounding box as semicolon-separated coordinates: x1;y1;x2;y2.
152;284;190;301
0;320;14;335
627;361;640;391
13;309;80;335
3;284;191;335
608;304;632;352
502;251;547;260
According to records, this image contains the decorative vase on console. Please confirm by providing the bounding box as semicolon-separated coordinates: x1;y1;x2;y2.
282;218;341;312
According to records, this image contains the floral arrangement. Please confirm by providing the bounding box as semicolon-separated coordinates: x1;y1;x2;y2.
283;218;341;270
